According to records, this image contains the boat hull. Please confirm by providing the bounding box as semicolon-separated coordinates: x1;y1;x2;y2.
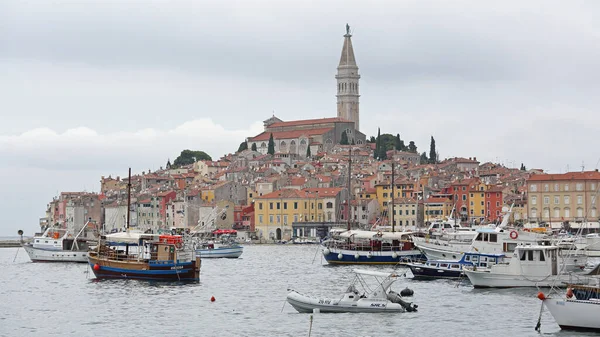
23;244;88;263
196;246;243;258
88;255;200;282
405;263;464;279
543;299;600;331
323;247;423;265
286;291;405;313
413;239;466;261
463;270;577;288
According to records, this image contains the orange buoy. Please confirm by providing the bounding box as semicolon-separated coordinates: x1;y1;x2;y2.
537;292;546;300
210;296;216;302
566;288;574;298
93;264;100;271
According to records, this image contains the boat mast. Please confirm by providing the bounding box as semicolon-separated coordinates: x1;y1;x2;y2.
347;148;352;231
126;167;132;231
391;162;395;233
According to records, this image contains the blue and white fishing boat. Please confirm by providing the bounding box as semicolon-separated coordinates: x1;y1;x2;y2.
402;252;506;280
195;232;243;258
322;230;423;265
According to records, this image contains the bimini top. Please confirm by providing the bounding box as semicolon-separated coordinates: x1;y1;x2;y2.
339;230;413;240
104;231;158;244
352;269;399;278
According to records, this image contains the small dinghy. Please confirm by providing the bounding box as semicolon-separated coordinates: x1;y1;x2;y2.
286;269;417;313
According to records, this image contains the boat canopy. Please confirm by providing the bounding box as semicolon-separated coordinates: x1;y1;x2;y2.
105;231;158;244
213;229;237;235
352;269;398;278
339;230;413;240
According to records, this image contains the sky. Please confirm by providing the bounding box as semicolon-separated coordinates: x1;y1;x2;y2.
1;0;599;236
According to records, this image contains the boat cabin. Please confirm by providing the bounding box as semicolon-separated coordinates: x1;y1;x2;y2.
337;230;416;252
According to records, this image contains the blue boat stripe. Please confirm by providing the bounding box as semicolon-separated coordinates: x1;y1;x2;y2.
94;265;193;275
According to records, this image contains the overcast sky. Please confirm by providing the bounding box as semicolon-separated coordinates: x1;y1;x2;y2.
1;0;599;236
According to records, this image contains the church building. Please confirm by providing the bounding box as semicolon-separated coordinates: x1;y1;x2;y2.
248;25;366;156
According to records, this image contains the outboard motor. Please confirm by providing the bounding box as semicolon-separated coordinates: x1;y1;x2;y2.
387;290;418;312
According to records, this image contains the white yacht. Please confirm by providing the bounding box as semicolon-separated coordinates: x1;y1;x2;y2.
22;224;94;263
463;245;588;288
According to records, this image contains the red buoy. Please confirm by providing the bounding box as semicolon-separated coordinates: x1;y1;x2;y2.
93;264;100;271
210;296;216;302
537;292;546;301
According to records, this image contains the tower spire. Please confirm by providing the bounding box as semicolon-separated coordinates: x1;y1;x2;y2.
336;24;360;131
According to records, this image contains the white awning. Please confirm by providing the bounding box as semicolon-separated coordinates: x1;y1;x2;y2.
105;231;158;244
352;269;398;278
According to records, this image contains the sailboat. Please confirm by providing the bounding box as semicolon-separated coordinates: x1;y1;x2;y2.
88;168;201;281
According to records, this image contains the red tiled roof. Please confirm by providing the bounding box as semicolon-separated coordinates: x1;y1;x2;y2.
527;171;600;181
302;187;343;196
250;128;333;142
268;117;350;128
257;189;317;199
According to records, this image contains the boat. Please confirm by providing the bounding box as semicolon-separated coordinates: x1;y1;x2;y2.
539;266;600;332
286;269;418;313
22;222;96;263
88;168;201;282
585;233;600;251
322;230;423;264
463;244;588;288
192;208;244;259
402;251;506;280
292;237;319;244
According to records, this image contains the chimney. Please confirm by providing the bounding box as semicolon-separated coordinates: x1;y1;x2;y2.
474;157;477;161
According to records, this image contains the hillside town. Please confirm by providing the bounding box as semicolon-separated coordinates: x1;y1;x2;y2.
38;25;600;242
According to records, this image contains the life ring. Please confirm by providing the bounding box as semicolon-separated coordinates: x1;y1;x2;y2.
510;230;518;240
566;288;574;298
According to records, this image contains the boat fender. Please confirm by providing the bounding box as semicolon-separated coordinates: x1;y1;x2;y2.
93;264;100;271
338;253;343;260
566;288;574;299
392;252;398;259
354;253;360;260
537;292;546;301
323;248;330;255
366;253;372;259
510;230;518;239
400;287;414;297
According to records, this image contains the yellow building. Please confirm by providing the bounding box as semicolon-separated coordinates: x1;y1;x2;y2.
468;181;486;223
375;179;416;212
424;197;453;223
254;189;323;241
200;187;215;203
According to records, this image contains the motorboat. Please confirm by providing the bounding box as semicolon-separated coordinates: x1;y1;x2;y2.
539;266;600;332
195;233;243;258
22;222;96;263
322;230;422;265
402;251;506;280
286;269;418;313
463;245;588;288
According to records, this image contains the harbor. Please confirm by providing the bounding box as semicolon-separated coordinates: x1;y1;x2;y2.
3;244;596;336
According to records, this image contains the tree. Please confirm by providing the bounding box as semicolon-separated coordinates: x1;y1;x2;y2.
395;134;404;151
251;143;257;151
267;133;275;155
375;128;381;159
166;159;171;169
173;150;212;167
340;130;349;145
306;145;311;158
420;152;429;163
369;136;376;143
408;141;417;153
237;141;248;153
429;136;437;163
520;163;527;171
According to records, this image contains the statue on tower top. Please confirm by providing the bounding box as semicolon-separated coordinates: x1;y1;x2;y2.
346;23;350;35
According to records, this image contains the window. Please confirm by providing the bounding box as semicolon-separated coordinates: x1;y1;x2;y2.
554;183;559;192
530;184;537;192
554;196;559;204
565;208;571;218
576;183;583;191
564;196;570;204
489;234;497;242
462;187;466;191
531;196;537;205
258;215;263;224
592;183;597;191
539;251;545;261
577;207;584;217
283;202;287;210
554;208;560;218
269;202;273;210
543;208;550;218
326;202;333;209
577;195;583;205
269;215;274;223
383;193;388;198
544;184;549;192
294;202;298;210
531;208;538;218
276;202;280;210
294;214;298;222
318;203;323;210
592;208;597;218
462;195;466;201
276;215;281;223
496;201;500;207
470;201;474;206
470;193;474;198
528;250;534;261
543;196;549;205
481;201;484;206
565;184;570;191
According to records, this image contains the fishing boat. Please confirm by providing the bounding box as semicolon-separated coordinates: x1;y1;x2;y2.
463;245;587;288
539;265;600;332
196;232;243;258
22;222;95;263
87;168;201;282
402;251;506;280
286;269;418;313
322;230;423;264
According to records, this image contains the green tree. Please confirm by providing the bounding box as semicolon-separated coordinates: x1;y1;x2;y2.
237;141;248;153
395;134;402;151
340;130;349;145
429;136;437;163
420;152;429;163
251;143;257;151
267;133;275;155
375;128;381;160
408;141;417;153
369;136;376;143
173;150;212;167
520;163;527;171
306;145;311;158
166;159;172;169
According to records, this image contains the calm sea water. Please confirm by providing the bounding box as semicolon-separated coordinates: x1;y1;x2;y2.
0;245;594;337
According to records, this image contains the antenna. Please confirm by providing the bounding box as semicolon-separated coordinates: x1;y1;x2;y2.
581;161;585;172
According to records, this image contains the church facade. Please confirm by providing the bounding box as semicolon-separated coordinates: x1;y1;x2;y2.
247;25;365;157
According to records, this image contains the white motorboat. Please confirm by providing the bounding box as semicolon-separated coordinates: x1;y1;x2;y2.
286;269;418;313
22;224;94;263
463;245;588;288
585;233;600;252
196;243;243;258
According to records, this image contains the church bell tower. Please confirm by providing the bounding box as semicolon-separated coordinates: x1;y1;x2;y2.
336;24;360;131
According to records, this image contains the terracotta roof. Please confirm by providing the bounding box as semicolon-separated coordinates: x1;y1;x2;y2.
268;117;350;128
302;187;343;196
425;197;452;204
250;128;333;142
257;189;317;199
527;171;600;181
